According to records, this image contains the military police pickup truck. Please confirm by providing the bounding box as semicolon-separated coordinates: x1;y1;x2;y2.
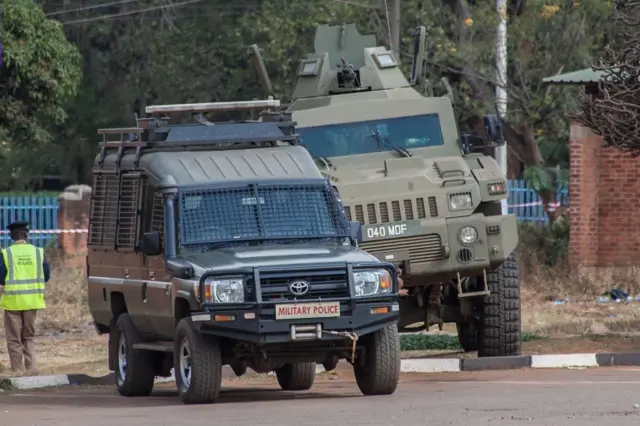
85;99;401;405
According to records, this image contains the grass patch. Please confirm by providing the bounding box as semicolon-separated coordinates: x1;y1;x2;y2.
399;332;542;351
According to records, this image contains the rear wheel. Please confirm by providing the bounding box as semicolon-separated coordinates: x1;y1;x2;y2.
477;252;522;357
174;318;222;404
113;313;156;397
275;362;316;391
353;324;400;396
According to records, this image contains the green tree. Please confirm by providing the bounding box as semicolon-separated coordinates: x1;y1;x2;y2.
392;0;614;221
0;0;82;190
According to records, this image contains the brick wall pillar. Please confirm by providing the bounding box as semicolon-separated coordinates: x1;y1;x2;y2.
57;185;91;268
568;122;600;269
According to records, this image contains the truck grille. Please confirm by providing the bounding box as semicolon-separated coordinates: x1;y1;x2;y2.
247;272;350;302
344;197;438;224
360;234;445;263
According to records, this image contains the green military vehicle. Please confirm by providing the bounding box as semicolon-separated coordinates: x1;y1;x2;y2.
85;99;402;405
250;23;521;357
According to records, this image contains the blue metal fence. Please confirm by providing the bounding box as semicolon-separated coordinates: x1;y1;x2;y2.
0;180;570;248
508;180;569;225
0;196;60;248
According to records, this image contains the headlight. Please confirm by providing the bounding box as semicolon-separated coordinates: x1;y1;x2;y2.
352;270;392;297
449;193;472;211
195;278;245;303
458;226;478;245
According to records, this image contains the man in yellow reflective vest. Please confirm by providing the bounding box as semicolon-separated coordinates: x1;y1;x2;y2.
0;221;50;373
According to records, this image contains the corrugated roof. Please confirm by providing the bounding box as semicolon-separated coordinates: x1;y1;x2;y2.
542;68;605;84
542;68;623;85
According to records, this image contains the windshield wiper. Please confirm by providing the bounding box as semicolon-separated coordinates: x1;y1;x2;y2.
314;156;334;168
201;241;242;252
369;130;412;157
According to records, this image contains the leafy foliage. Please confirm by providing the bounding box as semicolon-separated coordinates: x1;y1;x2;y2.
0;0;82;189
0;0;621;189
573;0;640;155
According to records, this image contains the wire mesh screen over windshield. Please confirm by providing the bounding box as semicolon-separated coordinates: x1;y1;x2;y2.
178;182;349;246
297;114;444;158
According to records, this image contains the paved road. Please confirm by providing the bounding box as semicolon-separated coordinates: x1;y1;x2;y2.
1;366;640;425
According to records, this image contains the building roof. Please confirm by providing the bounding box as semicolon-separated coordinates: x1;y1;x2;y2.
542;68;623;85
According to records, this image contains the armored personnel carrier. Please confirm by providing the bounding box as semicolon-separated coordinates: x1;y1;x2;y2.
85;99;401;404
249;23;521;357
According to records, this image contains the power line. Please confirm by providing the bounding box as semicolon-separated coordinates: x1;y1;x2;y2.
46;0;140;17
60;0;203;25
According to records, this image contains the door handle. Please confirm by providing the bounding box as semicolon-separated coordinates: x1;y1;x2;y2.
124;269;130;279
164;284;170;296
149;271;155;281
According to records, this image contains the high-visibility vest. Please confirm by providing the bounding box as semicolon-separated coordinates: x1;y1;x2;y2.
0;244;46;311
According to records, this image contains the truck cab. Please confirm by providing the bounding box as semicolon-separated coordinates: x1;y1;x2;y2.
86;99;401;405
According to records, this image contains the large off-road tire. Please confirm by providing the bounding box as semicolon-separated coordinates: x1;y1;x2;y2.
113;313;156;397
477;252;522;357
275;363;316;391
353;323;400;396
456;321;478;352
174;318;222;405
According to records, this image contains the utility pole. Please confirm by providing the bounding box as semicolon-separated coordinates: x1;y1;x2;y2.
496;0;509;216
390;0;401;60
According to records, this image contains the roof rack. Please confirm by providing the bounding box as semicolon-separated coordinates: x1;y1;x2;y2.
145;99;280;115
95;103;298;170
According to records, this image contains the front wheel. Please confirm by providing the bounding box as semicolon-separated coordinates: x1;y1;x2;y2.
477;252;522;357
353;324;400;396
174;318;222;404
113;313;156;397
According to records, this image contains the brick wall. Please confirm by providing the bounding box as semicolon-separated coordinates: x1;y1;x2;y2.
569;122;640;269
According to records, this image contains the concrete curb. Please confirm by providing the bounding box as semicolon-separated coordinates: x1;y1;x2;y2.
2;352;639;391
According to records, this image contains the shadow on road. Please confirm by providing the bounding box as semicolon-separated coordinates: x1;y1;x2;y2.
0;384;362;408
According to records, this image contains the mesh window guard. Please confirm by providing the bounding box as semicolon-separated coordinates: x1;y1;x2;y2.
178;181;349;246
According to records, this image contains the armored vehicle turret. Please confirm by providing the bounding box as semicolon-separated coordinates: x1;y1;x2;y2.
86;98;402;404
250;23;521;358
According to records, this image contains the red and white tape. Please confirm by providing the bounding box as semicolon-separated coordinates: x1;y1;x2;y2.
0;229;89;235
509;201;563;209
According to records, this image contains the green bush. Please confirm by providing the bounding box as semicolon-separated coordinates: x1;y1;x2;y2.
399;332;541;352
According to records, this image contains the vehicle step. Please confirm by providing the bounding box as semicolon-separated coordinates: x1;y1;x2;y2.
458;290;490;298
133;342;174;352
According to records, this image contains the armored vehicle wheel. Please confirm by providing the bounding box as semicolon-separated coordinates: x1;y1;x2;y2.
477;252;521;357
353;323;400;396
275;362;316;391
174;318;222;405
456;321;478;352
113;313;156;397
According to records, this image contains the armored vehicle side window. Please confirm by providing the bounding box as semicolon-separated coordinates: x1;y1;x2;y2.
150;192;165;248
298;114;444;158
88;171;145;250
179;183;348;246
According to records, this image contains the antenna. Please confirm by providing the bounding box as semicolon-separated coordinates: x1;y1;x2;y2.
145;99;280;115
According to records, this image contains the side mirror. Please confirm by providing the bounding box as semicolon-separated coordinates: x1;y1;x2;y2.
166;258;194;280
141;231;162;256
483;114;504;142
349;221;363;244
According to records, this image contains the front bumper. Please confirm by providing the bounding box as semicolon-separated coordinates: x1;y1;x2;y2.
196;261;400;344
192;300;398;343
361;213;519;281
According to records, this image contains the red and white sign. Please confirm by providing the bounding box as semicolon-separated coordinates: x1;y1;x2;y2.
275;302;340;320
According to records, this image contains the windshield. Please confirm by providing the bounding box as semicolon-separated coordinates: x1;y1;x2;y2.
297;114;445;158
178;182;350;246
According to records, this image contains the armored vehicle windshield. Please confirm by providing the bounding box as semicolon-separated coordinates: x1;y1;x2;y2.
178;180;350;249
296;113;445;158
